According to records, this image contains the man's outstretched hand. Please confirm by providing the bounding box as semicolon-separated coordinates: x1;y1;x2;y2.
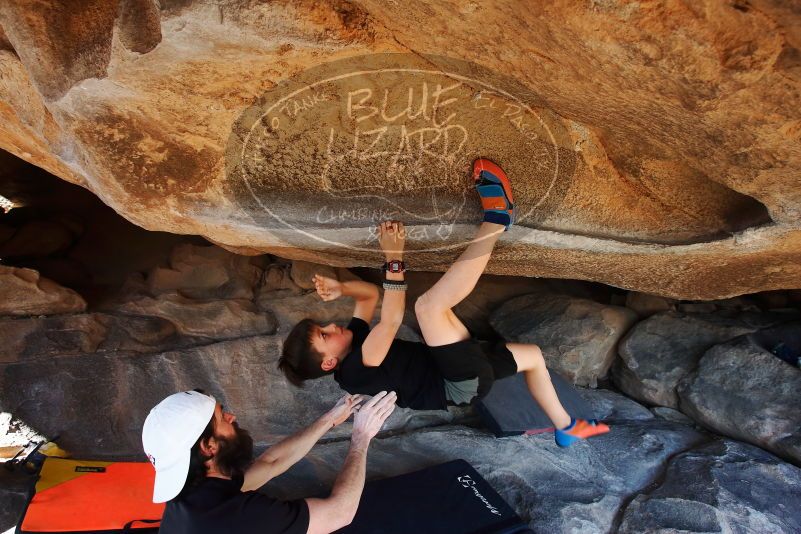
313;274;343;301
351;391;397;449
304;392;397;534
323;394;366;428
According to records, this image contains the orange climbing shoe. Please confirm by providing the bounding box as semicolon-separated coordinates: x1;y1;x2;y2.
554;418;610;448
472;158;515;230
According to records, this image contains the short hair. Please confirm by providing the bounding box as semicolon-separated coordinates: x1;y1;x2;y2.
278;318;332;387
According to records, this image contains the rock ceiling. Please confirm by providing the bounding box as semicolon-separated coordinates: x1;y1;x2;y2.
0;0;799;299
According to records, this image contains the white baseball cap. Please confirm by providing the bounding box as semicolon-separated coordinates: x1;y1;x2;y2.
142;390;217;503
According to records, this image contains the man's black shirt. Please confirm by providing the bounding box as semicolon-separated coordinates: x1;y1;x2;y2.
158;476;309;534
333;317;447;410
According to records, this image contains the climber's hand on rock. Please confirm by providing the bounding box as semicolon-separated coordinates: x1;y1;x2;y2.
313;274;342;301
378;221;405;261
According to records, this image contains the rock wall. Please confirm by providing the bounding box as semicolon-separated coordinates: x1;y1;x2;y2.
0;1;800;299
1;233;800;531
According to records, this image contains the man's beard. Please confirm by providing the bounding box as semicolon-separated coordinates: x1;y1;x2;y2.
213;424;254;479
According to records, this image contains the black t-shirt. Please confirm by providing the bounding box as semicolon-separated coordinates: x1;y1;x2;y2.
158;476;309;534
334;317;447;410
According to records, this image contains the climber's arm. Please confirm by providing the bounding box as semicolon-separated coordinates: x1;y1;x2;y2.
342;280;379;323
362;221;405;367
313;276;379;323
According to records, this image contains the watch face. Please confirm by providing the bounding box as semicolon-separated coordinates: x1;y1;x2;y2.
385;260;404;272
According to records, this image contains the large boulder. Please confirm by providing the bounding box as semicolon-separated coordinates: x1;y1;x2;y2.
267;411;801;532
491;293;638;386
574;387;655;423
624;291;677;318
144;243;264;300
0;266;86;316
0;312;205;363
267;420;707;532
0;219;77;258
260;262;305;294
677;330;801;466
618;440;801;534
115;292;276;340
612;310;797;408
1;1;800;299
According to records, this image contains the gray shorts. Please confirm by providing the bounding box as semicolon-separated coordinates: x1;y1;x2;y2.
443;377;479;406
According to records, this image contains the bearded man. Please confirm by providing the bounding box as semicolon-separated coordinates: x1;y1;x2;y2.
142;389;396;534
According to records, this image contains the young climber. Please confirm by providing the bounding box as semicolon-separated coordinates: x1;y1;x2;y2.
278;159;609;447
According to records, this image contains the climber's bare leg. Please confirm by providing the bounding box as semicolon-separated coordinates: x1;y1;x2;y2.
506;342;572;429
414;222;504;347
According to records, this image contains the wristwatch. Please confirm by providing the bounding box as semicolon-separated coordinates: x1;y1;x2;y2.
382;260;406;273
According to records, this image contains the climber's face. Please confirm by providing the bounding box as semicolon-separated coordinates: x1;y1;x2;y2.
311;323;353;371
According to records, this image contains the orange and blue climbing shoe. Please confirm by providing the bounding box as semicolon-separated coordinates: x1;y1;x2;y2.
554;418;610;448
472;158;515;231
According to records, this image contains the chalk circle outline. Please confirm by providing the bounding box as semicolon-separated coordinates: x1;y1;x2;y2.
235;57;560;253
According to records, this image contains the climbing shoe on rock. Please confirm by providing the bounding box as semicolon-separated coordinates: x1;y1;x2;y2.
554;418;610;448
472;158;515;231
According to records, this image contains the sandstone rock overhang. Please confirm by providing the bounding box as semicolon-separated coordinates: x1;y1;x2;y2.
0;0;799;300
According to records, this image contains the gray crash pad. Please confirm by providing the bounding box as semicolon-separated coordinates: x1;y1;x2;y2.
475;370;597;437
